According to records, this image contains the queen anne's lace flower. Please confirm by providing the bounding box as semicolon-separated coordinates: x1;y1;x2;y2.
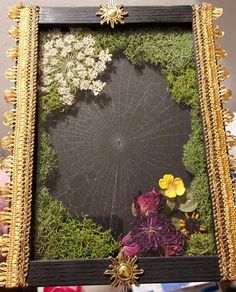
39;33;112;106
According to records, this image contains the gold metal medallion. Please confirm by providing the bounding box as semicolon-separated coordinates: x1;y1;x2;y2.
96;3;128;28
104;251;144;290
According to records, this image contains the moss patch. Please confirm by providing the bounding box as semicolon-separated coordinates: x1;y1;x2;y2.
186;233;216;256
35;26;216;258
169;65;215;235
167;54;215;253
36;129;58;186
38;85;69;125
93;28;194;74
35;187;119;259
189;172;214;231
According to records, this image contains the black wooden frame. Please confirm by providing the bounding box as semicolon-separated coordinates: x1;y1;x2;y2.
29;6;220;286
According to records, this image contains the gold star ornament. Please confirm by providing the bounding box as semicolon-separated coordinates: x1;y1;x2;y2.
96;3;128;28
104;250;144;290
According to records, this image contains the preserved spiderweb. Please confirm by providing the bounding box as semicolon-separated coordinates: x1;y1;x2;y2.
47;55;191;236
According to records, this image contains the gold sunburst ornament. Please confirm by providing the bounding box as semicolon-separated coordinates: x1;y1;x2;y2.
96;3;128;28
104;250;144;289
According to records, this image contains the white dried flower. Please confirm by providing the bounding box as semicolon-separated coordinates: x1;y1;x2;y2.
64;34;76;43
50;48;58;56
99;49;112;62
91;80;106;96
50;59;59;66
61;93;75;106
58;86;70;95
44;76;53;86
85;57;95;67
39;33;112;106
55;38;64;48
44;41;53;51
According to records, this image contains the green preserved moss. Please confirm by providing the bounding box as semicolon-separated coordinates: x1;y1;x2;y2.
186;233;216;256
167;68;199;108
36;129;58;186
38;84;68;125
93;28;194;75
189;172;213;231
94;30;127;53
182;130;206;176
35;187;119;259
126;31;194;75
36;27;216;258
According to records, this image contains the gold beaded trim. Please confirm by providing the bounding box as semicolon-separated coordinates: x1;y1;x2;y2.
193;3;236;280
0;5;39;287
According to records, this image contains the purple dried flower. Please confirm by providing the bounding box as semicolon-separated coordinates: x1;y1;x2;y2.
0;170;10;186
133;214;166;252
133;213;185;256
134;188;165;216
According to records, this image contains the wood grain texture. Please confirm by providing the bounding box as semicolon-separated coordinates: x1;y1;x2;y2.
27;256;220;286
39;6;193;25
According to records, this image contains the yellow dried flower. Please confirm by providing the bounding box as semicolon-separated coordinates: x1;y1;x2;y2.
158;174;185;198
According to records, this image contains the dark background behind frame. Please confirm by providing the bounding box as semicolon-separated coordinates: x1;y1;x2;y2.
28;5;220;286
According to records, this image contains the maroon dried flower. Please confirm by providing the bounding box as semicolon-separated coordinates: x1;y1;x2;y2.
123;243;141;257
121;232;133;246
162;227;186;256
134;188;165;216
120;232;141;257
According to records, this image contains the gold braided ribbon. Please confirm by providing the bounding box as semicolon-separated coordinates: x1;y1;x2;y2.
193;3;236;280
0;5;39;287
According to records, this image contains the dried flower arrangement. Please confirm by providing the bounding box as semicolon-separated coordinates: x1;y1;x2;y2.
120;175;206;257
35;26;216;259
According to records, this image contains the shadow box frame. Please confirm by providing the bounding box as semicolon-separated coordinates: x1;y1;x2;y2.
1;3;236;288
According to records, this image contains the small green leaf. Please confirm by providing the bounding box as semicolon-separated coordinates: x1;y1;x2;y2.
176;191;198;213
171;217;180;230
162;198;176;215
167;198;176;210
